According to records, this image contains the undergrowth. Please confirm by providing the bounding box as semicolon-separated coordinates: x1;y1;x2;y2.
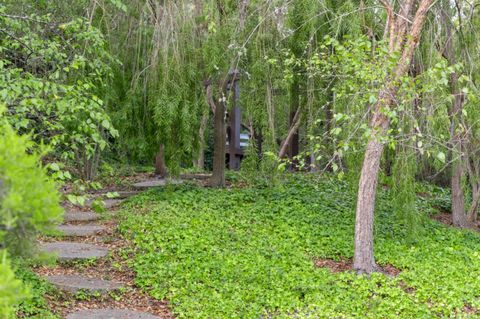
13;260;59;319
119;175;480;318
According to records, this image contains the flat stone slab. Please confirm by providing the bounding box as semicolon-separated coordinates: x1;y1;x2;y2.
133;179;183;189
40;242;108;261
57;225;105;237
64;211;99;222
45;275;123;294
67;309;162;319
86;198;123;210
115;190;140;198
104;199;124;209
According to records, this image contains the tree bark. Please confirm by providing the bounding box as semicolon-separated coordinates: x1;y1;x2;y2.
353;0;433;274
353;99;390;273
278;107;301;159
210;95;226;187
155;144;168;177
451;107;469;227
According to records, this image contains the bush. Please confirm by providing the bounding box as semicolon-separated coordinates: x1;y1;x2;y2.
0;6;118;179
0;108;63;256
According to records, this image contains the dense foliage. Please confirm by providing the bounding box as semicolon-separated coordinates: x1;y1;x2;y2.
0;5;118;178
119;177;480;318
0;107;62;256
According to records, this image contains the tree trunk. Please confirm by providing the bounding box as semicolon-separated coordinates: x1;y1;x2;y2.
155;144;168;177
278;107;301;159
451;116;469;227
451;160;469;226
468;187;480;223
439;3;471;228
266;78;276;146
210;95;226;187
353;108;389;273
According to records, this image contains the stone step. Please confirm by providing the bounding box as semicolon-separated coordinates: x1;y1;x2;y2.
133;179;183;189
40;242;109;261
45;275;123;294
57;225;106;237
103;199;124;209
114;190;140;198
64;211;99;222
86;198;124;210
89;190;139;200
66;309;162;319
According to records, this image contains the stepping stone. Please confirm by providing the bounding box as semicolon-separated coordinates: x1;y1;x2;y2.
91;190;139;200
133;179;182;189
115;190;140;198
64;211;99;222
57;225;105;237
67;309;162;319
45;275;123;294
40;242;108;261
104;199;124;209
86;198;123;209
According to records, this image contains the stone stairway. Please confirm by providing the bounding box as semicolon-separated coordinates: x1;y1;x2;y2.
38;185;170;319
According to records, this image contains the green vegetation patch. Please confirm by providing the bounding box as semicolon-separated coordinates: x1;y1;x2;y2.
13;260;59;319
119;177;480;318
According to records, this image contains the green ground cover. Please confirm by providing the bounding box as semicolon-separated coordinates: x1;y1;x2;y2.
13;260;59;319
119;176;480;318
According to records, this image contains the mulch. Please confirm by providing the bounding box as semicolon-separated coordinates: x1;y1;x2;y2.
431;212;480;231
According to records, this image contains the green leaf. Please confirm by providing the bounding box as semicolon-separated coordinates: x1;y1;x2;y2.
437;152;446;163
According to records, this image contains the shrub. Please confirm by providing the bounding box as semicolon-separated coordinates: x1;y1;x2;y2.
0;106;63;256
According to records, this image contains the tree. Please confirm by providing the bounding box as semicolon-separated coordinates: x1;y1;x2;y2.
353;0;434;274
436;0;480;228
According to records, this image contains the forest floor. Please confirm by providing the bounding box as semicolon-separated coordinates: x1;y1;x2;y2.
14;172;480;318
117;174;480;318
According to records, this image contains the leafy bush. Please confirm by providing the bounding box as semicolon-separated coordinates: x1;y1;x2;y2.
0;107;63;256
0;252;29;318
120;176;480;318
0;6;118;178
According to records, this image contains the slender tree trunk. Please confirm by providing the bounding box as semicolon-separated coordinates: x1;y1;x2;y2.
278;107;301;159
451;110;469;227
353;104;389;273
155;144;168;177
439;3;471;227
210;95;226;187
266;78;276;146
468;187;480;223
353;0;433;274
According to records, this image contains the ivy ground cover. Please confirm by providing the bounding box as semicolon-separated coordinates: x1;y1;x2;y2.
119;177;480;318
